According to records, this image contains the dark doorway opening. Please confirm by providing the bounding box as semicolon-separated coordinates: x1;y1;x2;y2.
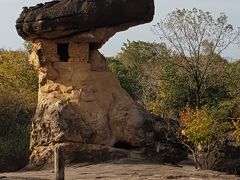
113;141;135;150
57;43;69;62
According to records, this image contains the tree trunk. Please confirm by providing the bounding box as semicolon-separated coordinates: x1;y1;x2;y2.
195;83;201;109
193;152;198;169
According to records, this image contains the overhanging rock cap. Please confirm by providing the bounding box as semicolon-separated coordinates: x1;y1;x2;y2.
16;0;155;41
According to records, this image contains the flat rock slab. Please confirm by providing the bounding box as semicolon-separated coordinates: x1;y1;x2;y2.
16;0;154;40
0;162;238;180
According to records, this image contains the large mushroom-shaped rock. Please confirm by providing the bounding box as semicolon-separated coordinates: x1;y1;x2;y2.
16;0;155;168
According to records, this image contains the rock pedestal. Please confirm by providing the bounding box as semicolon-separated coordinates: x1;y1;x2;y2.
28;39;145;167
16;0;155;168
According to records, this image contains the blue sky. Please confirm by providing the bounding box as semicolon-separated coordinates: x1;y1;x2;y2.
0;0;239;59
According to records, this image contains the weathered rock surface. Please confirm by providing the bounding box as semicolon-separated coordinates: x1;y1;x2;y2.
142;114;188;164
27;40;146;168
1;162;238;180
16;0;154;41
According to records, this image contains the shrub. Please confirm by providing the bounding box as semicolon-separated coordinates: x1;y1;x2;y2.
180;105;231;169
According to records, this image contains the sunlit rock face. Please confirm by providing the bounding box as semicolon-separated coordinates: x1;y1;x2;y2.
16;0;155;168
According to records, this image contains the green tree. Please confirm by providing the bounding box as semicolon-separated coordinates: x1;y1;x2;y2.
108;41;188;117
147;57;190;117
109;41;169;103
153;8;240;108
108;40;196;118
107;56;140;98
117;40;171;105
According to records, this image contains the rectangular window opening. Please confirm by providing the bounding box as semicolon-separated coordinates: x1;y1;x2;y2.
57;43;69;62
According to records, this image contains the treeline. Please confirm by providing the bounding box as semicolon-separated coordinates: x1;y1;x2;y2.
108;41;240;119
0;49;38;171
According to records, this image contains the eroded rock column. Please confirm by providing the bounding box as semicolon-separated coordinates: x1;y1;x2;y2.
27;39;145;167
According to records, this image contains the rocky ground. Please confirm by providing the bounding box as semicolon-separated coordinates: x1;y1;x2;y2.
0;159;239;180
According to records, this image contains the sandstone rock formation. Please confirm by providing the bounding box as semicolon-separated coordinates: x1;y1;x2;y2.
16;0;155;168
28;40;146;167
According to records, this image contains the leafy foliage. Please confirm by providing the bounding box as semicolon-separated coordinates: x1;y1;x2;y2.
108;38;240;120
108;41;190;118
0;50;38;109
107;56;141;99
0;49;38;171
180;105;232;169
180;106;231;149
